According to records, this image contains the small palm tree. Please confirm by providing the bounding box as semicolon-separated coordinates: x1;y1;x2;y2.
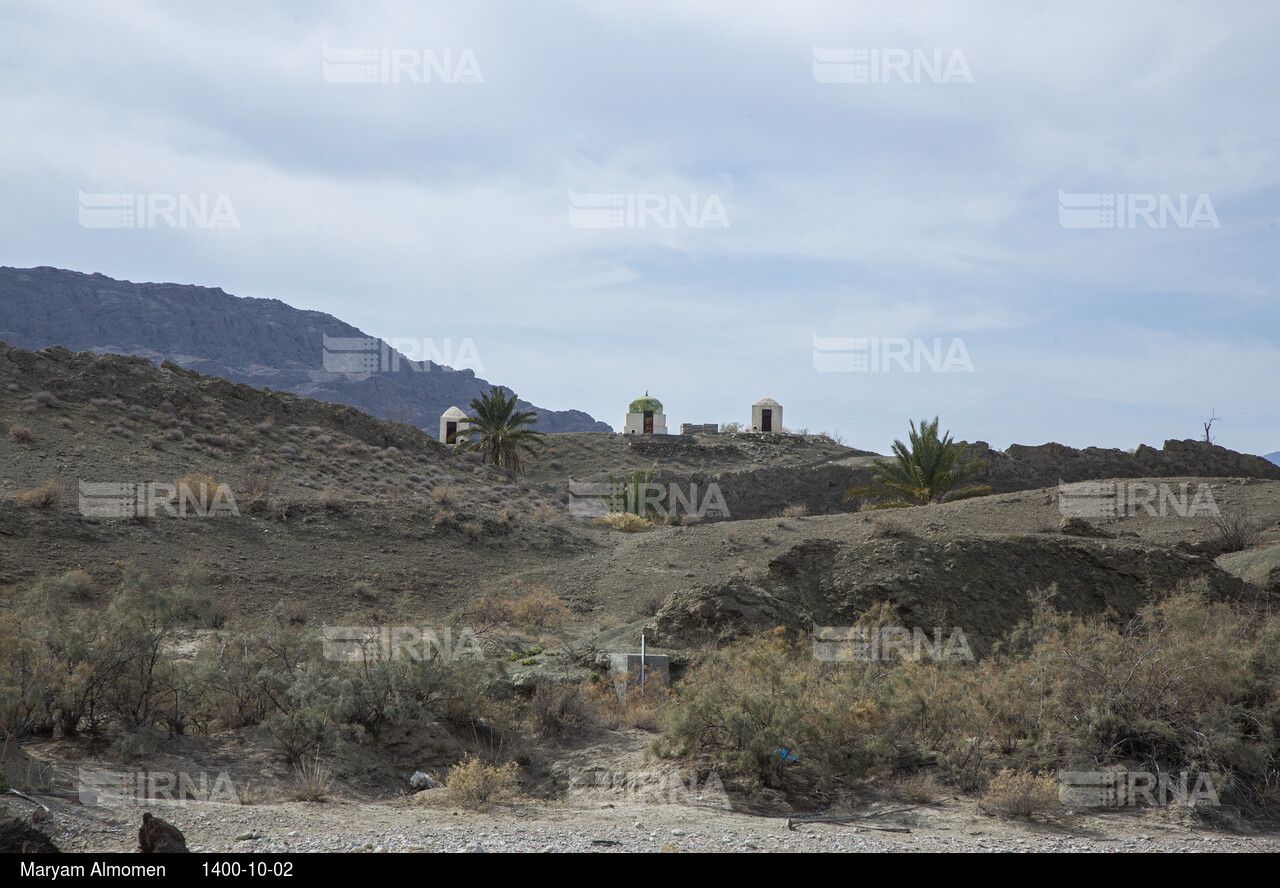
454;386;546;476
848;417;990;508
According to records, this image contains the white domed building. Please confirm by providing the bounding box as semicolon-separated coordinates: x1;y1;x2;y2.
752;398;782;433
623;394;667;436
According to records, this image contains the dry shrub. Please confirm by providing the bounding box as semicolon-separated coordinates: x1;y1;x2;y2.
447;755;519;810
504;581;572;630
527;682;592;739
532;504;563;526
870;513;915;538
458;580;572;633
782;504;808;518
15;480;60;509
632;591;666;621
597;512;650;532
461;520;484;539
319;486;346;511
430;484;461;507
581;680;666;732
242;459;275;499
889;771;944;804
174;472;220;501
1207;504;1260;554
8;424;32;444
978;770;1062;819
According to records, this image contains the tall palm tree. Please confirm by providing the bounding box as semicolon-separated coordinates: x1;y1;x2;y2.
847;417;990;508
454;386;546;476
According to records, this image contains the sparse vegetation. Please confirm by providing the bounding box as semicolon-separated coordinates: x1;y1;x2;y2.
654;590;1280;812
15;479;60;509
8;424;33;444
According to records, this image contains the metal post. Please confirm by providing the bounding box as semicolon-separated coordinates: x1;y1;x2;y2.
640;632;646;697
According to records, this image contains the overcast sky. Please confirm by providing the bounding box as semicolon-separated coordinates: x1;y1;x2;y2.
2;1;1277;455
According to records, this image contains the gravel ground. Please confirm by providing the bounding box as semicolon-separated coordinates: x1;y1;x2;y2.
12;795;1280;854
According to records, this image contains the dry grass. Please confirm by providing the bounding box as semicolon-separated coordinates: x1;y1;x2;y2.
8;424;33;444
291;755;334;803
15;479;61;509
978;770;1062;819
889;771;944;804
430;484;461;507
597;512;650;532
870;513;915;538
781;504;808;518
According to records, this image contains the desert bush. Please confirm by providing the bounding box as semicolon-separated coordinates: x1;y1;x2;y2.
319;487;346;512
597;512;650;532
632;592;666;621
242;459;275;499
978;770;1062;819
531;504;563;526
173;473;221;509
870;513;915;538
430;484;461;506
526;682;592;739
1206;504;1260;554
782;504;808;518
15;480;60;509
447;755;519;810
654;629;895;790
720;422;743;433
889;771;944;804
8;424;33;444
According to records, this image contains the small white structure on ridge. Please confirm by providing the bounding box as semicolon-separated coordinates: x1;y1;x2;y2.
752;398;782;433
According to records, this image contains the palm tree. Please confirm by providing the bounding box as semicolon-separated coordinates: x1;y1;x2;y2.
847;417;990;508
454;386;546;476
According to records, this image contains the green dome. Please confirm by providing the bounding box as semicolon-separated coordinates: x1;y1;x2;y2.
628;396;663;414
